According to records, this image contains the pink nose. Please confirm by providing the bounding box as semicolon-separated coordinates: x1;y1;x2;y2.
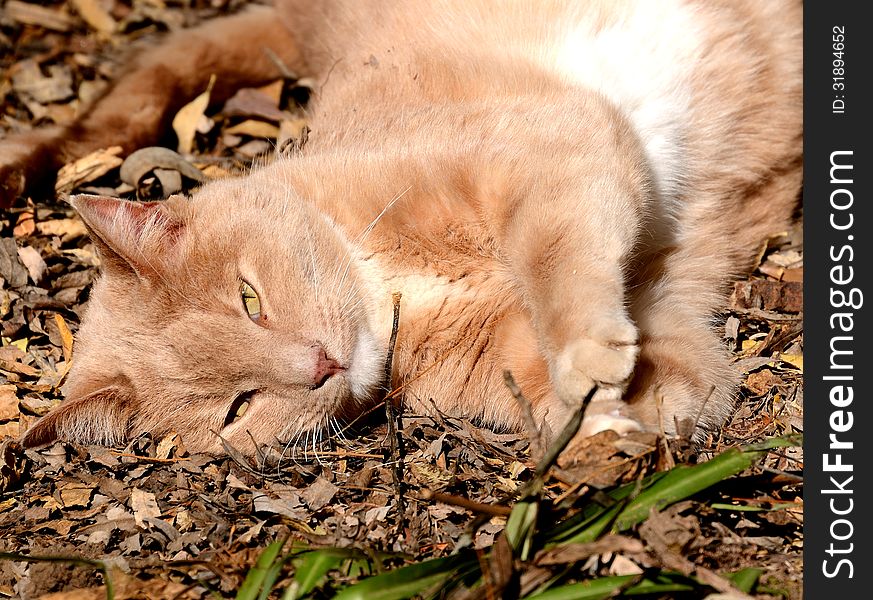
313;346;344;387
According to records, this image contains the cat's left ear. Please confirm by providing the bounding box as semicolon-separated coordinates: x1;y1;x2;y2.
69;195;187;280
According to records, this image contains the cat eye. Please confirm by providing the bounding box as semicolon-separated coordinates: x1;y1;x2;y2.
239;280;262;322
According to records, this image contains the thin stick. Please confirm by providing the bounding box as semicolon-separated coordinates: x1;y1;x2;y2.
503;370;548;460
383;292;405;517
534;384;596;478
419;490;512;517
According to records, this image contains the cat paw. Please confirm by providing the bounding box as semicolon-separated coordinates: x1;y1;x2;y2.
579;410;643;437
551;317;639;407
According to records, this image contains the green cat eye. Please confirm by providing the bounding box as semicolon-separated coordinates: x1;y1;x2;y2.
239;280;262;321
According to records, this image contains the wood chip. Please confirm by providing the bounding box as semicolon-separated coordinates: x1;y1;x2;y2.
3;1;76;32
70;0;117;35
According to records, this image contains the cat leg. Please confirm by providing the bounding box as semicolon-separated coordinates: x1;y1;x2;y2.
487;171;647;436
624;163;802;439
0;4;305;207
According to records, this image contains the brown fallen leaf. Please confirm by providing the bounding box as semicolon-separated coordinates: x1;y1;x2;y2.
70;0;117;35
3;0;76;32
0;238;29;289
225;119;280;139
36;568;194;600
731;280;802;313
58;483;93;508
130;488;162;527
0;438;28;492
12;59;75;104
0;358;41;378
0;421;20;439
55;146;124;195
173;74;216;155
0;385;19;421
17;245;47;284
223;87;287;122
35;218;89;241
119;146;206;187
13;210;35;238
300;477;339;511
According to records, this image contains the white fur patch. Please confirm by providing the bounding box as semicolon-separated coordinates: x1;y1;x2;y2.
347;327;384;399
544;0;703;207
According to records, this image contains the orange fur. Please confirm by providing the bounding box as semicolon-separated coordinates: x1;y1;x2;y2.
12;0;802;456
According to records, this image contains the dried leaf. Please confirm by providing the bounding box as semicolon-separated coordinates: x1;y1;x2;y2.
731;280;802;313
12;59;75;104
0;385;19;421
58;483;93;508
223;87;287;122
130;488;162;527
779;353;803;372
0;438;28;493
70;0;117;35
119;146;206;187
0;238;29;289
300;477;339;511
17;245;47;284
55;146;124;195
3;1;75;32
13;211;35;238
53;313;74;363
36;218;89;241
225;119;280;139
173;74;216;155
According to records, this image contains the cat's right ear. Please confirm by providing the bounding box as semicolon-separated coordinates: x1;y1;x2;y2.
21;385;137;449
69;195;186;281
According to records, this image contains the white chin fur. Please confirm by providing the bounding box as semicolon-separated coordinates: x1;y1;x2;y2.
346;328;384;399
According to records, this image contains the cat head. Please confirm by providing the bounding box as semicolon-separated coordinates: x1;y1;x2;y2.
23;175;385;454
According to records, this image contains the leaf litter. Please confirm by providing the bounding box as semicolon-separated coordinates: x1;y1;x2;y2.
1;1;803;598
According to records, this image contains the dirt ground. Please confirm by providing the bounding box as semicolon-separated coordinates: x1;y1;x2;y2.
0;2;803;598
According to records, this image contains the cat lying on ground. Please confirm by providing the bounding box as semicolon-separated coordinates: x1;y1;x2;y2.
8;0;802;457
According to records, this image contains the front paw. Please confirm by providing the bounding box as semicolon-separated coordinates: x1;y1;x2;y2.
551;317;639;408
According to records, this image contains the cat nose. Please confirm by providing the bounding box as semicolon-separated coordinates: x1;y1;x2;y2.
313;346;345;388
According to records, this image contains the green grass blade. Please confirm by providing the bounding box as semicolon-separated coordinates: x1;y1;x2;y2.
728;567;764;593
235;538;287;600
506;498;539;560
555;436;800;545
332;552;475;600
282;549;359;600
610;446;767;531
526;573;696;599
544;473;669;546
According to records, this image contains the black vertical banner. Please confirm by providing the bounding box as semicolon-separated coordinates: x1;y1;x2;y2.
804;3;871;597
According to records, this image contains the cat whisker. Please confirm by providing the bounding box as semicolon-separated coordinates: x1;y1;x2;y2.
354;184;412;246
331;185;411;295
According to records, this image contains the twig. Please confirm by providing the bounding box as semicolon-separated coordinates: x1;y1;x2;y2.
383;292;406;518
503;370;548;460
419;490;512;517
534;384;596;478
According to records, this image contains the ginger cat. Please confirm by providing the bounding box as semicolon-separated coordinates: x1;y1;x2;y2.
10;0;802;456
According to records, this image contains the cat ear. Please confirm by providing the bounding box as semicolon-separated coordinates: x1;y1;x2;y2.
69;194;186;280
21;385;137;448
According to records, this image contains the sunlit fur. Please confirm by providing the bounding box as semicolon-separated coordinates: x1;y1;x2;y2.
19;0;801;457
